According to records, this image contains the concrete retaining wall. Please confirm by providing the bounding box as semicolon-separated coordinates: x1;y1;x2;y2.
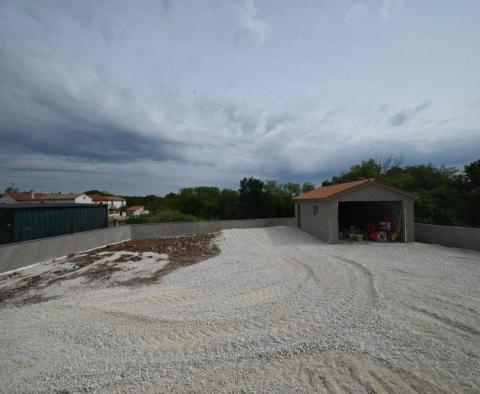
4;218;477;274
130;218;295;239
0;226;132;273
415;223;480;252
0;218;294;273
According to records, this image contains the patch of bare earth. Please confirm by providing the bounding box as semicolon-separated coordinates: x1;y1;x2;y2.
0;233;219;307
111;235;220;286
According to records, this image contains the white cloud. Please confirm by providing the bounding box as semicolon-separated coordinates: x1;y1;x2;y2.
346;2;368;25
378;0;405;22
237;0;270;47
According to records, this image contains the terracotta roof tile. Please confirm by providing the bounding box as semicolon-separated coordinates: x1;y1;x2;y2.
293;179;373;201
88;194;125;202
126;205;143;212
41;193;85;200
293;179;415;201
7;192;47;201
6;192;92;202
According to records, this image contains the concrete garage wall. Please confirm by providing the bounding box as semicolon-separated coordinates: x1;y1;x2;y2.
0;218;294;273
130;218;295;239
295;201;335;243
415;223;480;252
0;226;132;273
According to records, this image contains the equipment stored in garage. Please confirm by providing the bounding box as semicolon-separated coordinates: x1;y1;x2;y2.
293;179;415;243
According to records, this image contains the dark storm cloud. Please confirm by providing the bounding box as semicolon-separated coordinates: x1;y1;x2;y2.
0;123;183;164
388;101;432;127
0;81;185;164
0;37;189;165
1;166;122;174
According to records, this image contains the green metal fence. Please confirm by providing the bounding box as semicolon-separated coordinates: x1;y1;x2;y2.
0;204;108;244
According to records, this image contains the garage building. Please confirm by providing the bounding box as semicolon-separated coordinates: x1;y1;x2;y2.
293;179;415;243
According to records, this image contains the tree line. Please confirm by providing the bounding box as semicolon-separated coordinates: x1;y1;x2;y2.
5;157;477;227
124;180;315;223
322;157;480;227
125;157;480;227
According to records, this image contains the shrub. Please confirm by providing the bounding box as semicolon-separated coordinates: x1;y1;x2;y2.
126;209;197;224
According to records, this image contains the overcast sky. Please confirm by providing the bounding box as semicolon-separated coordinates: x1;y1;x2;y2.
1;0;479;195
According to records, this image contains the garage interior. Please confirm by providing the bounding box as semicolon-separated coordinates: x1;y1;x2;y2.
338;201;405;242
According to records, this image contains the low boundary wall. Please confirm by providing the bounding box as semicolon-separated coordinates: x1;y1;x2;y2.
3;219;476;274
130;218;295;239
0;226;132;273
415;223;480;252
0;218;294;273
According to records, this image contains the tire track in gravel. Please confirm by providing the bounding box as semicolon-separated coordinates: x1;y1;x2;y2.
156;228;327;355
89;229;309;355
411;306;480;338
324;253;380;306
103;309;292;355
225;230;384;338
283;245;380;312
194;351;443;394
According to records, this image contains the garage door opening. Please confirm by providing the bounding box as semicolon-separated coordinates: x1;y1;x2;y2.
338;201;405;242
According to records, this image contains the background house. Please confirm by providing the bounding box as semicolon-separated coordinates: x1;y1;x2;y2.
40;193;93;204
126;205;149;217
0;192;47;204
0;192;93;204
88;193;127;221
87;194;126;210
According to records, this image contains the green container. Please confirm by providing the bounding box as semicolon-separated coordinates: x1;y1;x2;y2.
0;203;108;244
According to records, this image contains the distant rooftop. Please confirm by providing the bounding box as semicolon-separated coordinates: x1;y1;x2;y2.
4;192;86;202
126;205;144;212
0;203;104;209
41;193;86;200
6;192;47;201
88;194;125;202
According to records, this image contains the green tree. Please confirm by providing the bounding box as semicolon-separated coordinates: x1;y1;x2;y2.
282;182;301;196
462;159;480;226
239;177;267;218
323;159;382;186
218;189;240;219
322;157;474;226
174;187;220;220
301;182;315;193
464;159;480;187
3;183;19;194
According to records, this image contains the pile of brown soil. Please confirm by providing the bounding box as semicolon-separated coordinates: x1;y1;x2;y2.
113;234;220;286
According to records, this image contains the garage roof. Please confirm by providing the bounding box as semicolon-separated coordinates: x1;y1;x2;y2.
292;179;415;201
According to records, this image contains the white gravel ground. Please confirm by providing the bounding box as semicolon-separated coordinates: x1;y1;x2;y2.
1;226;479;393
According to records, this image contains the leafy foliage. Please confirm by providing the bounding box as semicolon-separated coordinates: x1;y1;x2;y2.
7;156;468;226
125;209;197;224
122;177;308;223
322;157;480;227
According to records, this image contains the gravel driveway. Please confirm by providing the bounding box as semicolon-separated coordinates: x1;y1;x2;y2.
1;226;479;393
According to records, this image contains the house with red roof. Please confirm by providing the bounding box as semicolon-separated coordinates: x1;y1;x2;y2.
87;194;126;210
0;192;92;204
